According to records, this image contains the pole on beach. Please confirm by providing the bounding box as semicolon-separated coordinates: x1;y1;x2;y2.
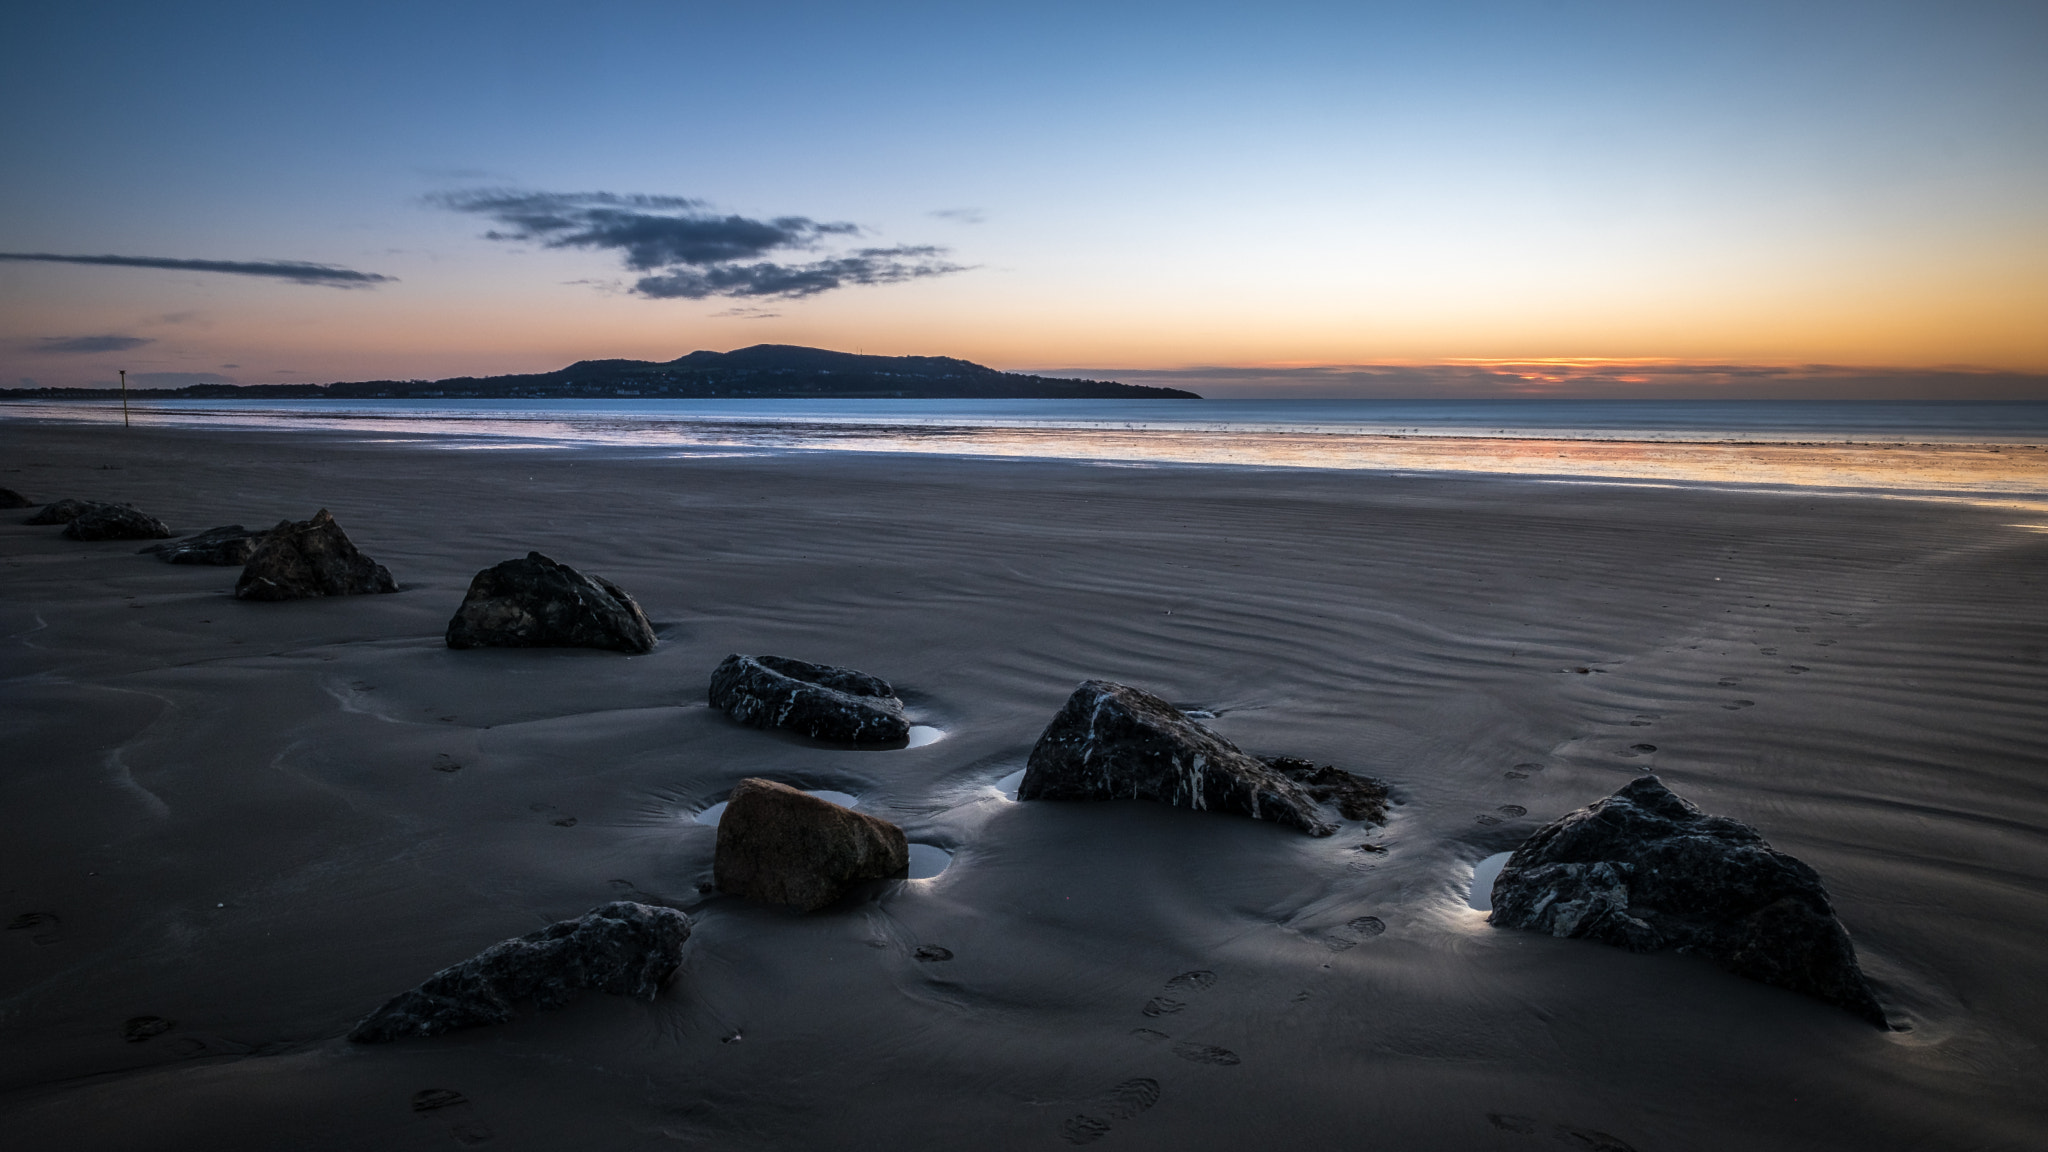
119;370;129;427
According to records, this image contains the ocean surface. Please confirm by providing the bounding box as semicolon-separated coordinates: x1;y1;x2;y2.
7;397;2048;505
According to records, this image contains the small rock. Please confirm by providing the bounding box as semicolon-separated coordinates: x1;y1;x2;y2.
913;945;954;962
140;524;268;564
1488;774;1886;1026
25;497;95;524
1261;756;1390;823
235;509;396;601
347;902;691;1043
713;778;909;912
0;487;33;509
445;551;655;653
63;503;173;540
1018;680;1361;836
122;1016;175;1042
708;654;909;743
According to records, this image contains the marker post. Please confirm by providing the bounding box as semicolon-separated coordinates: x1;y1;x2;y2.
120;369;130;427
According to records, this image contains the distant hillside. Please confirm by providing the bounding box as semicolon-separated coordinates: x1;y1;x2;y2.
1;345;1202;401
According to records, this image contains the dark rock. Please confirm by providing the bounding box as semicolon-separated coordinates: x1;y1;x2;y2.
235;509;396;600
347;902;691;1043
1488;774;1885;1026
122;1015;175;1042
713;778;909;911
1262;756;1391;823
445;551;655;654
0;487;32;509
708;653;909;743
63;503;172;540
1019;680;1383;837
26;497;98;524
139;524;268;564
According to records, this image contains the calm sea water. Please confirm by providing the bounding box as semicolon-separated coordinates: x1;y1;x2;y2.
7;397;2048;504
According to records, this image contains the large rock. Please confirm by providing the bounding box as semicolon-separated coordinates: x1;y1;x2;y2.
235;509;396;600
0;487;32;509
1019;680;1384;837
445;551;655;654
141;524;269;565
347;902;691;1043
63;503;172;540
708;654;909;743
1489;775;1886;1026
713;778;910;912
26;498;96;525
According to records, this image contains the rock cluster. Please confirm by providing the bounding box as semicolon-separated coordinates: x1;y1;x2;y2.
1019;680;1383;837
62;503;173;541
445;551;656;653
713;778;909;912
347;902;691;1043
709;654;909;743
141;525;270;565
1488;774;1886;1026
235;509;396;600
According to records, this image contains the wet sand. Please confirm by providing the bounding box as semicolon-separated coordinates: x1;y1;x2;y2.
2;422;2045;1150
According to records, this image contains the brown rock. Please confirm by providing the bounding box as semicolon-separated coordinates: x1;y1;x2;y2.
713;778;909;911
235;509;397;601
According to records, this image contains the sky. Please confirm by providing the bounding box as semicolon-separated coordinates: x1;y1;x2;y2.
3;0;2045;397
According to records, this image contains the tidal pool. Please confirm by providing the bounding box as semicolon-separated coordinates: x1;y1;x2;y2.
1468;852;1513;911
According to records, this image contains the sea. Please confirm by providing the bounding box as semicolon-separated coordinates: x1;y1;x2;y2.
6;397;2048;507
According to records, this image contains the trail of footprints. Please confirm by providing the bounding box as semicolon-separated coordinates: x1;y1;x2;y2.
1060;970;1239;1144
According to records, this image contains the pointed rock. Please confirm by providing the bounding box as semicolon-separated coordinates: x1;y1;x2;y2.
445;551;655;653
235;509;396;600
0;487;33;509
347;902;691;1043
62;503;172;540
1489;774;1886;1026
713;778;909;912
1020;680;1376;836
709;654;908;743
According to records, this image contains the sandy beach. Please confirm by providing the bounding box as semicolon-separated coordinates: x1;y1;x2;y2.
3;421;2045;1151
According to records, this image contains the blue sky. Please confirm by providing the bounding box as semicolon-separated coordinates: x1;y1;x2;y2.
4;1;2044;393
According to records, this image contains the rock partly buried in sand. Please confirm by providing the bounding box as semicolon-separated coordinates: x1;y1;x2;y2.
713;778;910;912
444;551;656;654
62;503;173;540
140;524;269;565
1489;774;1886;1026
708;654;910;743
0;487;33;509
1262;756;1392;823
347;902;691;1043
235;509;396;601
1020;680;1382;837
26;497;97;525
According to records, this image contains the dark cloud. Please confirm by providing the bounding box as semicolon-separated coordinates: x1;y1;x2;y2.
0;252;393;286
433;190;965;301
31;334;153;354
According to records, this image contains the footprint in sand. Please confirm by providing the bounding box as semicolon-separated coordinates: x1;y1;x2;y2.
1722;699;1755;710
1325;916;1386;951
914;945;954;962
7;911;62;945
1759;648;1779;656
1496;805;1527;818
1171;1042;1241;1066
413;1088;495;1146
551;817;578;827
1476;814;1503;826
1788;664;1810;673
1059;1078;1161;1145
1616;743;1657;759
432;754;462;773
1504;762;1544;781
1141;970;1216;1016
122;1015;174;1042
1487;1112;1638;1151
1718;677;1742;687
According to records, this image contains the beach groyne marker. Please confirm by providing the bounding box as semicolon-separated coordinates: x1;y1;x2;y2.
119;369;128;427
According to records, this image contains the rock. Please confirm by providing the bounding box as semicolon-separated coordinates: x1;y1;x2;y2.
62;503;173;540
139;524;267;564
1488;774;1885;1026
347;902;691;1043
708;654;909;743
713;778;909;911
0;487;32;509
445;551;655;654
235;509;396;600
26;497;97;524
1019;680;1380;837
1262;756;1391;823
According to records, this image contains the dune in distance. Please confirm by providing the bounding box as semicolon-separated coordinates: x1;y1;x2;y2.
1;413;2044;1150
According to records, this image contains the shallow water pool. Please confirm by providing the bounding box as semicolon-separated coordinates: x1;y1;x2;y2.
1468;852;1513;911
